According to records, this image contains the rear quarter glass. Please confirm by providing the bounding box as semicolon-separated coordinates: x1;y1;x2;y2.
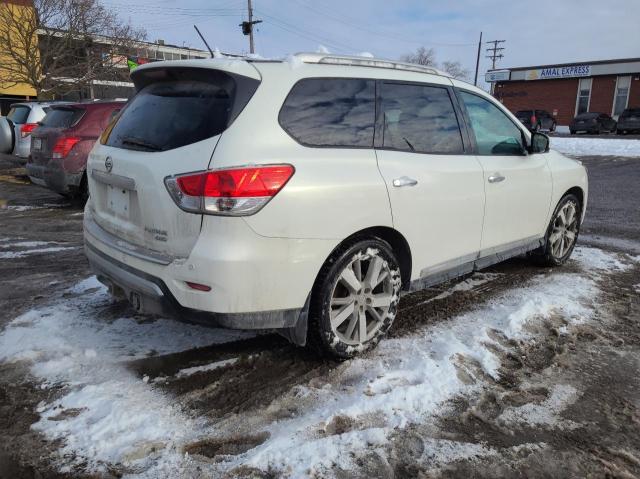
105;67;259;152
7;106;30;124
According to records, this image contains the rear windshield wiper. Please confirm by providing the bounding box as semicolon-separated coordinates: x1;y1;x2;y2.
121;136;162;151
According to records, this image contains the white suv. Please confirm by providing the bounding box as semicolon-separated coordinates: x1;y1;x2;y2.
84;53;588;358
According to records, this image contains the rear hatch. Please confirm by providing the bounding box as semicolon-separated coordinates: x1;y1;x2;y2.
86;62;261;258
30;106;85;168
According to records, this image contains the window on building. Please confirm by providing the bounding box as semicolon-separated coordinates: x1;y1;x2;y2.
576;78;592;115
279;78;375;148
613;76;631;117
380;82;464;154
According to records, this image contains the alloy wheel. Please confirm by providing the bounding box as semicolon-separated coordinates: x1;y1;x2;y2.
329;250;395;345
549;201;578;259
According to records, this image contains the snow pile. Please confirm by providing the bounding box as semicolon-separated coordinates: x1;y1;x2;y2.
0;280;252;471
550;137;640;157
0;247;633;477
0;239;77;258
498;384;580;428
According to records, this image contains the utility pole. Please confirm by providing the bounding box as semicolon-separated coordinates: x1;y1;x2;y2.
239;0;262;54
486;39;505;70
474;31;482;86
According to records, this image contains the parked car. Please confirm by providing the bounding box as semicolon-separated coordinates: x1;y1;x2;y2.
83;54;588;358
514;109;556;132
616;108;640;134
569;112;617;134
26;101;124;199
0;101;66;162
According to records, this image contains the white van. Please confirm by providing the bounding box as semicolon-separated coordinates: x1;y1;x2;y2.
83;53;588;358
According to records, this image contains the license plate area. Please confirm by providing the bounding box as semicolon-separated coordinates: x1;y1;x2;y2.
32;138;42;151
107;184;130;218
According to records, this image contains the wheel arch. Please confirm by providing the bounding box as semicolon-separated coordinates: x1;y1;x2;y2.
563;186;584;211
319;226;413;291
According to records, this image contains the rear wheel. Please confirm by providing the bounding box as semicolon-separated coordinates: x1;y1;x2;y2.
532;194;581;266
550;122;556;132
308;238;402;359
570;129;576;135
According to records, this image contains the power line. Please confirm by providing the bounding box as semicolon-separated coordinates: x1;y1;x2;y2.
485;39;505;70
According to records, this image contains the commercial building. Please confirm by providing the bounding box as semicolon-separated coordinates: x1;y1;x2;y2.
486;57;640;126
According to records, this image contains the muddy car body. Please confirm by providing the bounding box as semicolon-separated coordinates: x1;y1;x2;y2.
83;54;588;357
27;101;124;198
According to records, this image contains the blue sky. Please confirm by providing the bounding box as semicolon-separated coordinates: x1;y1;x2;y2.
105;0;640;85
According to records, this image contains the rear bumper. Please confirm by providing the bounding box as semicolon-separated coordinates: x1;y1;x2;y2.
85;242;303;329
617;121;640;130
13;137;30;159
26;161;83;195
83;206;336;329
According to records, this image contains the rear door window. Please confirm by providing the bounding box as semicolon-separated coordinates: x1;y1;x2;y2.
106;69;258;152
41;107;85;128
279;78;375;148
7;105;30;124
380;82;464;154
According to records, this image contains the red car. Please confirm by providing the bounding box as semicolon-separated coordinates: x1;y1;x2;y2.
26;101;124;200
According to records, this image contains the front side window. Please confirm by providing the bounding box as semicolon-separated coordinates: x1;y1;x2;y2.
279;78;375;147
459;90;524;156
380;82;464;154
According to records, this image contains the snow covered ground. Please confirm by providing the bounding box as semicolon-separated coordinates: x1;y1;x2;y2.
0;247;637;477
550;136;640;157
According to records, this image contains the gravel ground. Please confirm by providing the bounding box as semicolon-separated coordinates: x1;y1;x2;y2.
0;152;639;478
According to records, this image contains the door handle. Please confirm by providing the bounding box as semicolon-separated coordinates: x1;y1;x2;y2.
392;176;418;187
488;174;505;183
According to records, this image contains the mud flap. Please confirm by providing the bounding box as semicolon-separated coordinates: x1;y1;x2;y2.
277;294;310;347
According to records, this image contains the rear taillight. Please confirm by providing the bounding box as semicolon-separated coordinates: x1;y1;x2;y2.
20;123;38;138
530;115;536;126
165;164;295;216
52;136;80;159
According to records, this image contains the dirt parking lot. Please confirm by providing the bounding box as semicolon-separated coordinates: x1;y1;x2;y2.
0;151;639;478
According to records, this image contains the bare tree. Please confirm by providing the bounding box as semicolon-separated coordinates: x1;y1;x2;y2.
0;0;145;98
400;47;471;81
400;46;437;67
440;60;471;81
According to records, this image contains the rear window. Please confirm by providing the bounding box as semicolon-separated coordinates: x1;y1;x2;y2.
621;109;640;117
7;105;30;124
575;112;598;120
106;68;258;152
41;107;85;128
279;78;375;148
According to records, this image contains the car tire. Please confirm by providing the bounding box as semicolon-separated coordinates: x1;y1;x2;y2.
570;129;576;135
531;194;581;267
308;237;402;359
550;122;556;132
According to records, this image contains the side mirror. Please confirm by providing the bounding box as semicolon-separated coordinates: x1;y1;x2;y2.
528;131;550;154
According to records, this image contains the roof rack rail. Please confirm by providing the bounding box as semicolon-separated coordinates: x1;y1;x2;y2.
294;52;448;77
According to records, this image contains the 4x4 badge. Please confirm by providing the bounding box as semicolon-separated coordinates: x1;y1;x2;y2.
105;156;113;172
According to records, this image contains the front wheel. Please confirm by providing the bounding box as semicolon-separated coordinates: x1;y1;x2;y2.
308;238;402;359
532;195;581;266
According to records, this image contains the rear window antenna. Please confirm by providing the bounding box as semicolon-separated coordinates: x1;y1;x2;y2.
194;25;214;58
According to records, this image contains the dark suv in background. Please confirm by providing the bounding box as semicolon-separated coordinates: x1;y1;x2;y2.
569;112;617;134
616;108;640;134
27;101;124;200
515;110;556;132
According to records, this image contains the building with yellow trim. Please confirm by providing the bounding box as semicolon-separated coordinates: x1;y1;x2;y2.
0;0;38;114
